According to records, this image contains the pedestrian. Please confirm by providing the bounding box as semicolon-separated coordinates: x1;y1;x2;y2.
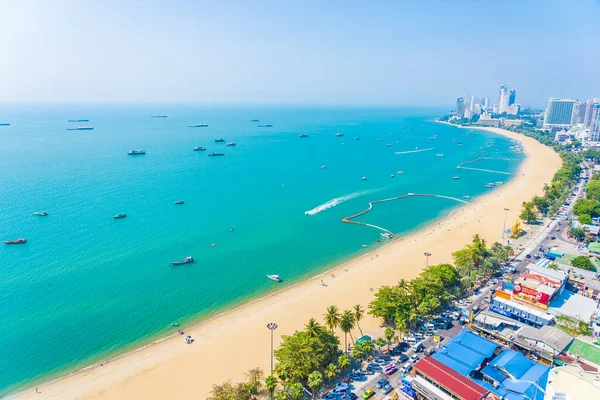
35;387;39;394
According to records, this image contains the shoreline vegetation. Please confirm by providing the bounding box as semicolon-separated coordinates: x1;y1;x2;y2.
13;124;562;400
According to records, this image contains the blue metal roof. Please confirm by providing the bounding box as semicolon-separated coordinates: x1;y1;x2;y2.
431;352;474;376
452;330;499;357
481;365;506;384
431;331;499;376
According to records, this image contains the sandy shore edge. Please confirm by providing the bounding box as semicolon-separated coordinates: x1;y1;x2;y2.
12;124;562;400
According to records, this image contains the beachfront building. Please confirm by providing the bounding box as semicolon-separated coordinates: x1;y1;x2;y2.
590;104;600;141
477;113;501;127
456;97;465;117
412;330;550;400
498;84;510;114
483;98;489;111
501;118;523;127
544;98;576;129
572;102;587;125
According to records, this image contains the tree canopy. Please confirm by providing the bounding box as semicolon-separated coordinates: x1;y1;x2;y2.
571;256;596;271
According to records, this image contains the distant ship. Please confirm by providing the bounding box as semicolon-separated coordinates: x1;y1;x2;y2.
68;126;94;131
208;152;225;156
128;149;146;155
437;154;444;157
355;137;360;140
380;232;394;239
336;132;344;137
193;146;207;151
452;176;460;180
174;200;185;205
249;119;259;122
151;115;168;118
214;138;225;143
226;142;236;147
67;119;89;123
321;165;327;169
171;256;194;266
188;124;209;127
258;124;273;127
0;123;10;126
113;213;127;219
33;211;48;216
4;238;27;245
299;133;308;138
267;274;282;282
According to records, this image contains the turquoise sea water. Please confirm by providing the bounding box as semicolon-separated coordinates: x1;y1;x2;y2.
0;105;523;395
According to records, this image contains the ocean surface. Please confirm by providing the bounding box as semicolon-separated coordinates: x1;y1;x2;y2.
0;105;523;395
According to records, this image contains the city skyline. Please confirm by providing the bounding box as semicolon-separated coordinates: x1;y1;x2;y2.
1;0;600;106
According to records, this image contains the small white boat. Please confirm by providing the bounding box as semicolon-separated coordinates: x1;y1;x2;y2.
437;154;444;157
390;174;394;178
452;176;460;180
463;195;471;199
321;165;327;169
267;274;282;282
362;244;368;248
380;232;394;239
33;211;48;216
397;171;404;174
336;132;344;137
361;176;367;181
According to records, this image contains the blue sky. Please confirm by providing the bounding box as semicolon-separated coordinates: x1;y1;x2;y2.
1;0;599;107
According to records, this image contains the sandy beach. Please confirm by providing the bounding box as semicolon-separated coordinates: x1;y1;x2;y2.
14;126;561;400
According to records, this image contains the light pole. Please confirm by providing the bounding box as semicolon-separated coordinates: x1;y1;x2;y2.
266;322;278;374
502;208;510;241
424;252;431;268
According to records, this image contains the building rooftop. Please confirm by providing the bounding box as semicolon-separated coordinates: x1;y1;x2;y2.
587;242;600;253
492;296;556;323
432;330;499;376
526;263;567;283
547;290;599;322
413;356;490;400
486;350;551;400
517;325;573;354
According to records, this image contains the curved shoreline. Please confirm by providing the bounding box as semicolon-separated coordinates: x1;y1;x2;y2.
12;125;561;400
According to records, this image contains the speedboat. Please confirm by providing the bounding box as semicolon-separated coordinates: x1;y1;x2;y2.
171;256;194;266
188;124;208;127
463;195;471;199
299;133;308;138
390;174;394;178
267;275;282;282
437;154;444;157
226;142;236;146
452;176;460;180
386;144;392;147
362;244;368;248
214;138;225;142
33;211;48;216
361;177;367;180
336;132;344;137
397;171;404;174
4;238;27;245
208;152;225;156
355;137;360;140
380;233;394;239
128;149;146;155
249;119;259;122
75;126;94;130
113;213;127;219
0;123;11;126
151;115;167;118
68;119;89;122
174;200;185;205
193;146;207;151
258;124;273;127
321;165;327;169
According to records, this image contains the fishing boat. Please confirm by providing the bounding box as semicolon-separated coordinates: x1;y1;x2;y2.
113;213;127;219
193;146;207;151
407;192;415;195
75;126;94;130
452;176;460;180
214;138;225;142
496;181;504;185
321;165;327;169
0;123;10;126
336;132;344;137
258;124;273;127
390;174;394;178
463;195;471;199
485;183;495;188
174;200;185;205
354;137;360;140
151;115;168;118
226;142;236;146
380;233;394;239
437;154;444;157
361;176;367;181
362;244;368;248
171;256;194;266
4;238;26;245
397;171;404;174
171;322;179;326
267;274;282;282
67;119;89;122
386;144;392;147
127;149;146;155
188;124;209;127
33;211;48;216
299;133;308;138
208;152;225;156
249;119;259;122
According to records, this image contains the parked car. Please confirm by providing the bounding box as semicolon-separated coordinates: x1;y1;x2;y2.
382;384;394;394
376;378;389;389
362;388;375;399
424;346;436;356
400;362;412;374
397;354;408;363
334;382;349;393
384;366;397;376
410;354;420;363
348;373;363;381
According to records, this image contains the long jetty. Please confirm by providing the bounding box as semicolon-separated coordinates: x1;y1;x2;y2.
456;157;512;175
341;193;470;237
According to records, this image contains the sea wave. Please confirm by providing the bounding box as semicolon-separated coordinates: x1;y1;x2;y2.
305;190;374;215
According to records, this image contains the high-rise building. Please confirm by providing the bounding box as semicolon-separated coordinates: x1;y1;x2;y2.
590;104;600;141
483;98;489;111
456;97;465;117
508;89;516;106
498;84;510;114
584;98;598;127
464;107;472;119
543;98;576;128
470;96;475;112
572;102;586;125
492;104;499;114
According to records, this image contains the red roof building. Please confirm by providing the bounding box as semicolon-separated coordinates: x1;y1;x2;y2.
412;356;490;400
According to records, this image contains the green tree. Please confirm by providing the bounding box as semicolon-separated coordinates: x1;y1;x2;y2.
384;327;395;347
361;339;374;355
274;390;288;400
586;180;600;201
324;363;338;381
304;318;322;338
287;382;305;400
338;354;350;371
245;368;264;395
573;198;600;218
307;371;323;399
520;201;537;224
578;213;593;225
339;310;356;352
531;195;550;216
353;304;365;336
375;337;386;352
265;375;278;400
571;227;586;242
571;256;596;271
323;305;341;332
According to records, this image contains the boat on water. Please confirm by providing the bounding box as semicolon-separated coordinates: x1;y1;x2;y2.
258;124;273;127
485;183;496;188
128;149;146;155
362;244;368;248
151;115;168;118
113;213;127;219
0;123;10;126
76;126;94;130
171;256;194;266
321;165;327;169
208;152;225;156
214;138;225;142
386;144;392;147
380;232;394;239
193;146;207;151
336;132;344;137
437;154;444;157
188;124;209;127
463;195;471;199
67;119;89;122
174;200;185;205
171;322;179;326
361;176;367;180
496;181;504;185
226;142;236;146
249;119;259;122
390;174;394;178
33;211;48;216
397;171;404;174
299;133;308;138
355;137;360;140
4;238;27;245
452;176;460;180
267;274;282;282
407;193;415;195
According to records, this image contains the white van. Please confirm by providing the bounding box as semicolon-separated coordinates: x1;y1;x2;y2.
404;337;417;345
411;341;424;352
425;323;435;332
400;362;412;374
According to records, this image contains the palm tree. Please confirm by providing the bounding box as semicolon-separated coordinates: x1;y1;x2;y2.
304;318;322;338
339;310;356;352
338;354;350;371
307;371;323;399
353;304;365;336
265;375;278;400
351;342;365;366
274;390;288;400
384;327;395;347
288;382;304;400
323;305;341;332
361;339;374;357
324;363;338;381
375;337;386;353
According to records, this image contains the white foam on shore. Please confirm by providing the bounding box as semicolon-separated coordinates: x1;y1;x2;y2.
305;190;375;215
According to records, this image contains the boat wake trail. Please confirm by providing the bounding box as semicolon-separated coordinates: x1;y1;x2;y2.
394;147;435;155
305;190;376;215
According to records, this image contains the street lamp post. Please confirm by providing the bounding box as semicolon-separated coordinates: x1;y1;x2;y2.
502;208;510;242
266;322;278;374
424;252;431;268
